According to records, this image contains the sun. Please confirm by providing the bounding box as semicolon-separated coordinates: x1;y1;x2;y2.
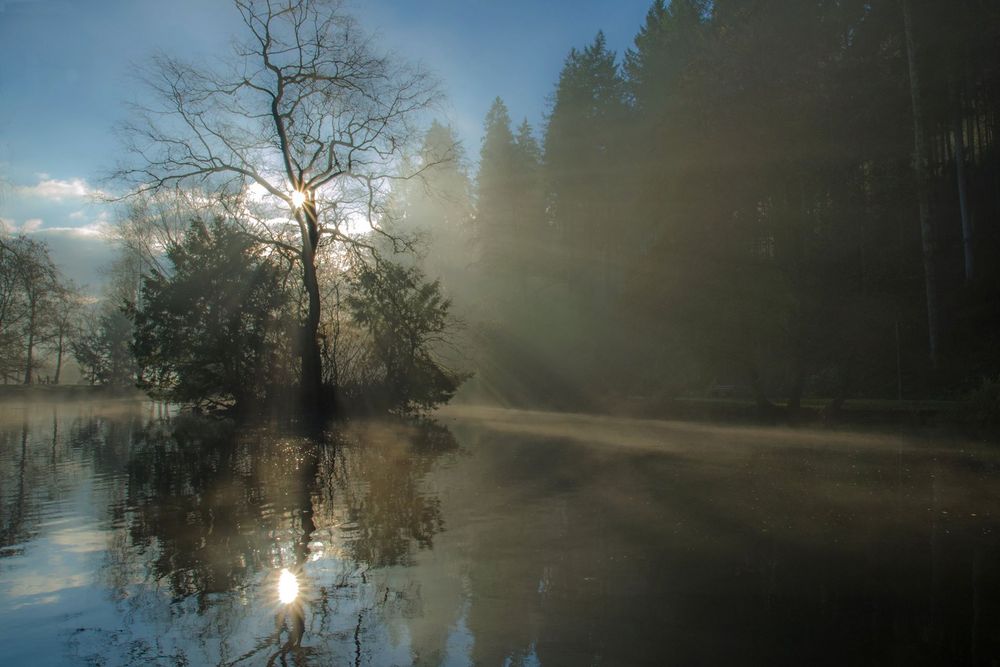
291;190;306;209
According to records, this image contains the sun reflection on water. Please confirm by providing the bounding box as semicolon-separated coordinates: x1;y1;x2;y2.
277;568;299;604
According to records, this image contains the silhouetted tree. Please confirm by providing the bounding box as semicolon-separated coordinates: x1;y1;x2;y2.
475;98;519;292
544;32;627;302
114;0;439;419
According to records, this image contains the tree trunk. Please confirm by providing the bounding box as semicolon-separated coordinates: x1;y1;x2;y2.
299;200;326;420
53;330;64;385
952;108;974;282
22;303;35;385
902;0;941;368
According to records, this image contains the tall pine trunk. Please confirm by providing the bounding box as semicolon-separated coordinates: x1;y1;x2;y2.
902;0;941;368
952;104;974;282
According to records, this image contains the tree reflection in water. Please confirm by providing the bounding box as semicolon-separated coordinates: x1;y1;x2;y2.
10;402;999;664
109;411;458;665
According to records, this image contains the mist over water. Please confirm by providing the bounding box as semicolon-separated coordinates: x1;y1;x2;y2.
0;398;997;665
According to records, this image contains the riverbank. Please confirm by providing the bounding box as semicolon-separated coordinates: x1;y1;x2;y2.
0;384;148;400
596;394;990;432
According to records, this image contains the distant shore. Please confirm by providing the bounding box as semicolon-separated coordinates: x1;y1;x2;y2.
597;395;985;431
0;384;148;400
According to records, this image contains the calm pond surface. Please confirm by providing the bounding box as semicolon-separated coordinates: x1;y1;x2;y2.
1;399;999;666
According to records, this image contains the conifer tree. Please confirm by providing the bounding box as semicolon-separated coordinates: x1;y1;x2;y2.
475;98;519;303
544;32;627;303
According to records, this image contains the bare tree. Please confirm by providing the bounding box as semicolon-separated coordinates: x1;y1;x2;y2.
0;237;65;384
115;189;217;276
113;0;439;417
17;238;59;384
0;237;31;381
44;282;84;385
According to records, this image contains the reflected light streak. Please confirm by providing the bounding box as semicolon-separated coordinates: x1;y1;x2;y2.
278;568;299;604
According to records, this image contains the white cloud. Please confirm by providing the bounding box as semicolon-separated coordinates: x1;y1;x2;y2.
0;217;45;234
16;176;104;202
68;210;85;220
40;211;113;239
39;225;108;238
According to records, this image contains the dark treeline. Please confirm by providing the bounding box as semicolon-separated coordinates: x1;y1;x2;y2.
401;0;1000;414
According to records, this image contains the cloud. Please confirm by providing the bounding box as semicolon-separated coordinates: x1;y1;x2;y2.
31;227;117;294
39;224;109;238
41;210;114;239
0;217;45;234
16;176;105;202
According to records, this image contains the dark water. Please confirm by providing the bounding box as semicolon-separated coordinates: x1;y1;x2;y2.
1;400;999;666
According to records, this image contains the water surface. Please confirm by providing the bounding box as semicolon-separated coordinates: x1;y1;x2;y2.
1;399;998;665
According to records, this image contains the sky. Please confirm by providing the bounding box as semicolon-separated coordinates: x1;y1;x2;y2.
0;0;652;291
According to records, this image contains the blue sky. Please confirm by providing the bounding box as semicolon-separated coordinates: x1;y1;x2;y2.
0;0;652;290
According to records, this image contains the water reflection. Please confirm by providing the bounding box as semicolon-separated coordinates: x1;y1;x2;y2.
0;400;462;664
269;569;305;665
106;411;458;664
278;568;298;604
1;400;1000;665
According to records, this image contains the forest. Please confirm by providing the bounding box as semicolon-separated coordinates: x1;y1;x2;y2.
450;0;1000;418
2;0;999;424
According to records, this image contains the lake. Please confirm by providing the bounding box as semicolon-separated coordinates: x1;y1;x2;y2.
0;399;998;665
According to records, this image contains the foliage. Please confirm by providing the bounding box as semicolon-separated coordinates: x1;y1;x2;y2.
344;261;466;414
72;306;138;386
131;218;297;411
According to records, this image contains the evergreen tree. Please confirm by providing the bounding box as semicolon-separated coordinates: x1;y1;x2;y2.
132;218;296;412
544;32;627;303
475;97;519;298
345;261;465;414
511;119;548;282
